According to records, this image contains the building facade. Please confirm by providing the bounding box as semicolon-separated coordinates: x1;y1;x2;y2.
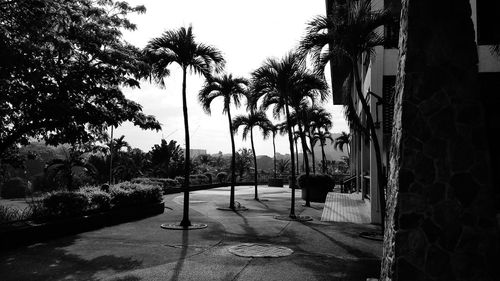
327;0;500;224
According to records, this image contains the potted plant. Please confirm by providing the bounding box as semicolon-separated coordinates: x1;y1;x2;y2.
298;174;334;203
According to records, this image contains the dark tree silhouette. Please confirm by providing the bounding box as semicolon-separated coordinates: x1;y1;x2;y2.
0;0;161;154
199;74;248;209
144;26;225;227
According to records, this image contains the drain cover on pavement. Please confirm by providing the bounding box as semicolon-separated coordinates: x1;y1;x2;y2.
228;243;293;258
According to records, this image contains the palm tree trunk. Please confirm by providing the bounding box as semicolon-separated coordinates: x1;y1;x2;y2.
284;101;296;218
310;136;316;174
250;129;258;200
297;122;310;206
272;134;277;178
227;109;236;209
352;62;386;232
180;67;191;227
321;139;327;174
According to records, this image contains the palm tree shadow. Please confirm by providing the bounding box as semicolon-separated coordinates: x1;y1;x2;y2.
169;229;189;281
297;221;379;259
0;236;143;281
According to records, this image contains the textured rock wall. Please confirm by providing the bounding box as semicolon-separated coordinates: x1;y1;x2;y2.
381;0;499;280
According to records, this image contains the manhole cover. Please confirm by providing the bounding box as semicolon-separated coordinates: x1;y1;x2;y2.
160;223;208;230
228;243;293;258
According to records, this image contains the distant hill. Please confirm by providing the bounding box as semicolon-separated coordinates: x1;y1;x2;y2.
256;133;348;172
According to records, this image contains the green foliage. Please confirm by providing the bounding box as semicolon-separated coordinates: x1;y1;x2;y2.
0;0;160;153
109;182;162;208
174;176;185;186
235;148;253;179
0;205;30;223
42;191;89;218
149;139;185;178
79;186;111;211
1;177;28;199
216;172;228;183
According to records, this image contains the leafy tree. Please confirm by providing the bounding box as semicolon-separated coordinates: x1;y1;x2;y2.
300;0;391;227
0;0;161;154
235;148;253;180
233;111;271;200
144;26;224;227
149;139;184;178
277;159;290;174
199;74;248;209
44;147;94;190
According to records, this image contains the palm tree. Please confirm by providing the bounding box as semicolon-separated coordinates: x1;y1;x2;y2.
313;130;334;174
308;106;333;174
268;123;280;178
334;131;351;157
199;74;248;209
300;0;391;229
251;52;314;218
232;111;271;200
145;26;225;227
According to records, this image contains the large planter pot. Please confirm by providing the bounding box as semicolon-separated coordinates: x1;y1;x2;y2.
301;187;330;203
298;174;334;203
268;178;283;187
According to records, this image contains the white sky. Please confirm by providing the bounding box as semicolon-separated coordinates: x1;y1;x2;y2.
115;0;349;156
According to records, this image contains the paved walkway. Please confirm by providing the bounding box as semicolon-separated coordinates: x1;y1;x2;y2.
321;192;371;224
0;186;382;281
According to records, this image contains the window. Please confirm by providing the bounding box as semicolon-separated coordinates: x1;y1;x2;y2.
382;76;396;137
477;1;500;45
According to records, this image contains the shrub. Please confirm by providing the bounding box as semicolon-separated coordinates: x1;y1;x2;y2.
204;173;213;184
0;205;25;223
1;177;28;199
42;191;89;218
216;172;228;183
79;186;111;211
174;176;185;186
110;182;162;208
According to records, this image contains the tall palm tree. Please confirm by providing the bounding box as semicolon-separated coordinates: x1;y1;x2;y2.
313;130;334;174
145;26;225;227
199;74;248;209
251;52;316;219
308;106;333;174
268;123;280;178
232;111;271;200
300;0;391;229
334;131;351;157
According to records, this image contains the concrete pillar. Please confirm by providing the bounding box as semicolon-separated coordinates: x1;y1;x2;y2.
381;0;499;280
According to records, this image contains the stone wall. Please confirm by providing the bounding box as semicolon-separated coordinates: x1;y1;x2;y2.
381;0;499;280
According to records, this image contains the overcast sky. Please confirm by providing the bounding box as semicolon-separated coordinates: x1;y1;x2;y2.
115;0;349;156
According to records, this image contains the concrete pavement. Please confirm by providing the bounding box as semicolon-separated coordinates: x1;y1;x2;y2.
0;186;382;281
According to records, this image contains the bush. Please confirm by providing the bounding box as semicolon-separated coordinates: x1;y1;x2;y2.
204;173;214;184
110;182;162;208
189;174;209;185
174;176;185;186
1;177;28;199
216;172;228;183
79;186;111;211
0;205;26;223
42;191;89;218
